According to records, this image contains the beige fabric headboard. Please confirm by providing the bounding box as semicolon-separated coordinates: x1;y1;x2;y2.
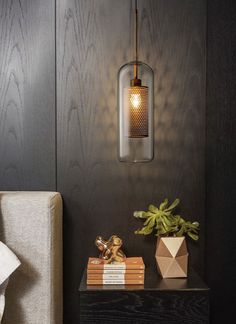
0;192;63;324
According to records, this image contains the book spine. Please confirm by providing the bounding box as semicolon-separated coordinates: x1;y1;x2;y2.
87;269;145;274
87;279;144;285
87;274;144;280
87;265;145;270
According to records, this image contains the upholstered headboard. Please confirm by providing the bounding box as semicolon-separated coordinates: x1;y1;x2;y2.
0;192;63;324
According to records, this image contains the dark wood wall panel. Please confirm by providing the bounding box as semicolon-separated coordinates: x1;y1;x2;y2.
57;1;206;323
206;1;236;323
0;0;55;190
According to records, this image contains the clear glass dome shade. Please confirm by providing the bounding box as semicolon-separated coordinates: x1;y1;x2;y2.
118;61;154;162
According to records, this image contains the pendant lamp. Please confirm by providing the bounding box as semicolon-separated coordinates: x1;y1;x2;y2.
118;0;154;162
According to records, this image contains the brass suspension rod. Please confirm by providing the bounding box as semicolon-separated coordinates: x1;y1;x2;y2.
134;0;138;79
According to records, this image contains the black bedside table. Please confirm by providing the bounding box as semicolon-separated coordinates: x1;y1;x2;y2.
79;267;209;324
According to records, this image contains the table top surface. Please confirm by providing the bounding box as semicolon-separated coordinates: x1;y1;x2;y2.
79;266;209;292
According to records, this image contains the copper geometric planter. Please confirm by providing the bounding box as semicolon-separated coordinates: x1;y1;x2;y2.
155;237;189;278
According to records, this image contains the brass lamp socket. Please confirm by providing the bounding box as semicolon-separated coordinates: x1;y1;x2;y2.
130;78;142;87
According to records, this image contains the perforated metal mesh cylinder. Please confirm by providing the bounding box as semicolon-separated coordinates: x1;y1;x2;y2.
125;86;149;138
118;61;154;162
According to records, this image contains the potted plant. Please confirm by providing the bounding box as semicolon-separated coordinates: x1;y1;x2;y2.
134;198;199;278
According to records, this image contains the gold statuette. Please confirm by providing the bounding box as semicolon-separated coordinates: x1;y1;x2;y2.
95;235;126;263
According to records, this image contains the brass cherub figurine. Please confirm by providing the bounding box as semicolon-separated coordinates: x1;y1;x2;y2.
95;235;126;263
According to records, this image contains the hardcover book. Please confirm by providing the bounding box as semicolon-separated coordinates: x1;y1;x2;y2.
87;279;144;285
87;268;145;274
87;257;145;270
87;273;144;280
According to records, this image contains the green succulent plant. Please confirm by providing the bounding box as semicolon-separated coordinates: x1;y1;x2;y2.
134;198;199;241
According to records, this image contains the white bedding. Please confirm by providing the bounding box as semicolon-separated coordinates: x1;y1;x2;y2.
0;242;20;322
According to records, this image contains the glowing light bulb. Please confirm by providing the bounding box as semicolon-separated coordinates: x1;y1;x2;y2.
130;93;141;109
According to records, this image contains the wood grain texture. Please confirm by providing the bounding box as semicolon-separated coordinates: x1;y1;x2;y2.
79;269;209;324
80;291;209;324
57;1;206;322
0;0;55;190
206;1;236;323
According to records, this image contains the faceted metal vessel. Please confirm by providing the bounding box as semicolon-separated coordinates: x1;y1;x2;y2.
118;61;154;162
155;237;189;278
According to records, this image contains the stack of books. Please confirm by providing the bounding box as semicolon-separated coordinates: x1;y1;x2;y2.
87;257;145;285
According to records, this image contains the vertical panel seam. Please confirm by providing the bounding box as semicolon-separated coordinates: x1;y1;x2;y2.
204;0;208;280
55;0;58;191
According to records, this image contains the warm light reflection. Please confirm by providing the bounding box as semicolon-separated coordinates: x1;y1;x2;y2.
125;86;149;138
130;93;141;109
